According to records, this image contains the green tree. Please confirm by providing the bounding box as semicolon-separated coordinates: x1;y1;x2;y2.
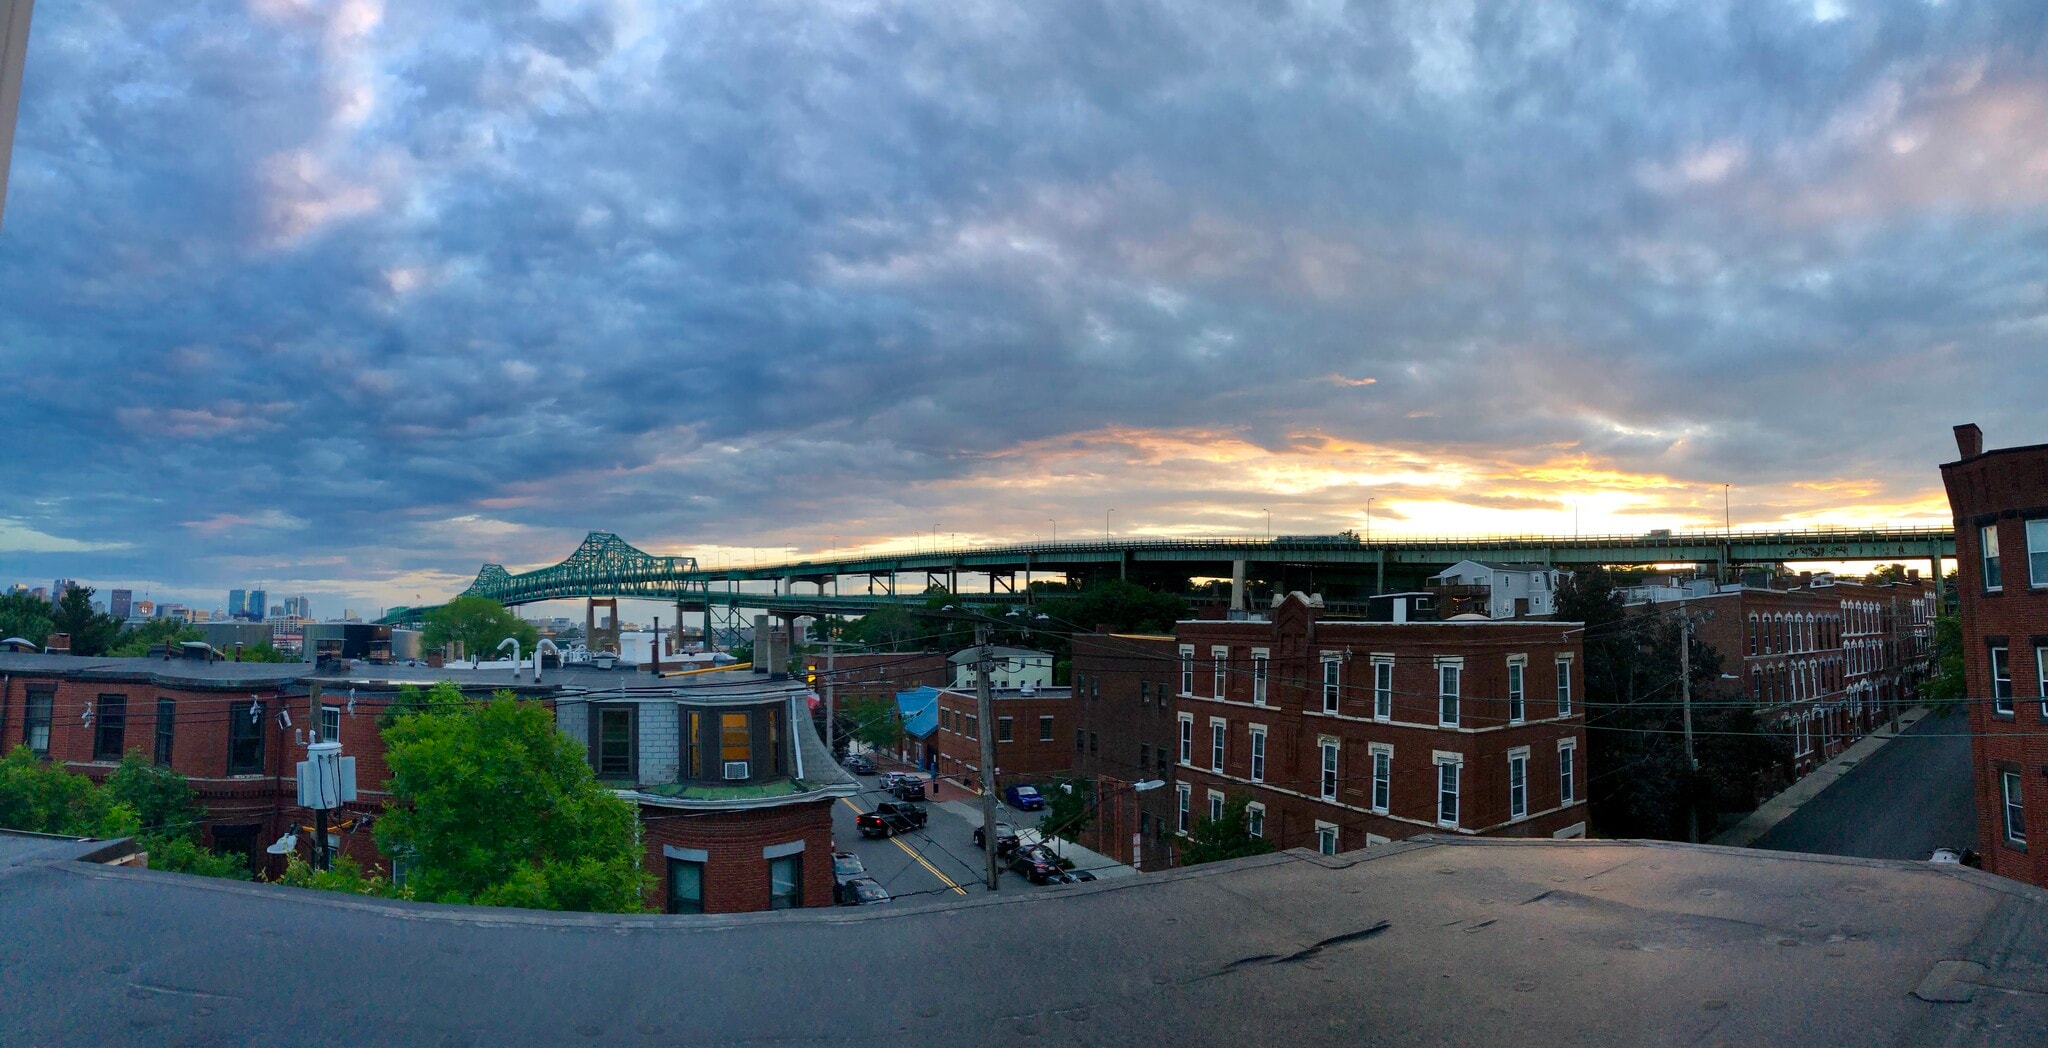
1038;777;1093;844
1923;615;1966;712
50;585;121;656
1865;563;1911;586
376;679;471;728
0;591;54;648
1180;793;1276;866
143;833;250;878
0;747;137;838
1036;579;1189;638
104;754;200;836
109;617;201;657
838;696;903;753
374;692;649;912
235;641;291;663
421;596;538;664
273;852;400;897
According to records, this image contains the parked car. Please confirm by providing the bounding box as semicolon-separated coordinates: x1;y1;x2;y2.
1003;784;1046;811
832;851;867;888
972;821;1020;855
1009;843;1063;884
857;801;928;839
838;876;890;905
842;754;875;775
888;775;927;801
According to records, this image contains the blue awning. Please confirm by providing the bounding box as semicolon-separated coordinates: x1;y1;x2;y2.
896;686;940;739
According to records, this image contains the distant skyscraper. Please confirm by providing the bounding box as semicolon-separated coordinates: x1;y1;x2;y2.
157;603;187;621
248;589;268;621
229;588;247;619
110;589;131;619
28;586;45;601
133;599;154;618
50;579;75;606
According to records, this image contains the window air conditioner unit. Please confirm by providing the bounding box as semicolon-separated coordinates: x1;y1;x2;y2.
723;761;749;780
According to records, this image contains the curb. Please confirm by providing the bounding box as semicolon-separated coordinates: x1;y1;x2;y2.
1709;706;1932;850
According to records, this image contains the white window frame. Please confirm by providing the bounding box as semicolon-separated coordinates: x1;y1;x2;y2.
1371;655;1394;721
1314;821;1338;856
2037;646;2048;720
1248;724;1266;784
1209;717;1226;774
1321;654;1342;714
1176;784;1190;834
1252;649;1269;705
1177;713;1194;765
1368;742;1392;814
1245;801;1265;839
1507;745;1529;821
1506;656;1526;725
1212;646;1229;699
1207;789;1225;824
2002;769;2026;846
1993;645;2014;717
1437;657;1463;728
1984;524;2003;592
321;705;341;743
1555;655;1573;717
1319;736;1339;801
1557;738;1576;805
1434;751;1463;828
1179;645;1195;696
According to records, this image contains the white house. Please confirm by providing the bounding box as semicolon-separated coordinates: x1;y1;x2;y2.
949;646;1054;690
1426;561;1566;619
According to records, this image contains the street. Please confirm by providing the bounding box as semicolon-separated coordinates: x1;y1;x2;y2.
829;769;1067;905
1751;706;1977;861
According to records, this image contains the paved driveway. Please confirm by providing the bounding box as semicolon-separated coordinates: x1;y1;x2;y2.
1750;706;1976;860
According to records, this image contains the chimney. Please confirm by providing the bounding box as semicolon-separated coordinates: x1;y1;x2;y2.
1955;423;1983;459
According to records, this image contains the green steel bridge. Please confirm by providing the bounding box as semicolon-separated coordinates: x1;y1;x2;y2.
377;525;1955;626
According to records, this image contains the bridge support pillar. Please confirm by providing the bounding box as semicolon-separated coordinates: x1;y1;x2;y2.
1230;559;1247;612
1375;549;1385;595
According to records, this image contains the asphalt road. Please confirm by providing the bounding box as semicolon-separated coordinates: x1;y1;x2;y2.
1751;706;1977;861
830;772;1058;904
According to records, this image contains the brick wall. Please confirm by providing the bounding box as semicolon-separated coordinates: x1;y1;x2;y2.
1943;429;2048;889
1071;634;1180;866
929;687;1074;789
639;798;837;913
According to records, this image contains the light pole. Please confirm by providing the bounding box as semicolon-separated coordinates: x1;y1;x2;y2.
1366;497;1374;543
1723;484;1731;535
1106;508;1115;538
1048;519;1057;542
1263;508;1270;540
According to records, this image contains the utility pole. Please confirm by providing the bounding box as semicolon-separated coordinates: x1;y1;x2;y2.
975;622;1001;892
823;625;837;759
1680;613;1698;845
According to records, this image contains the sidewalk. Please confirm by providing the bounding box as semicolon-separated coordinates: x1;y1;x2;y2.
930;799;1140;880
1710;706;1931;849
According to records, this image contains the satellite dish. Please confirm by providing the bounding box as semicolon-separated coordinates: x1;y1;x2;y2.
265;833;299;856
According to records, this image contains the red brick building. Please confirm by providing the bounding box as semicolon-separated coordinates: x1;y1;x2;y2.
1942;422;2048;888
1070;633;1180;868
1172;594;1587;856
928;685;1074;792
810;652;948;707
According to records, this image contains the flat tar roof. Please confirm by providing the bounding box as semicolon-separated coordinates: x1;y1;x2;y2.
3;837;2043;1046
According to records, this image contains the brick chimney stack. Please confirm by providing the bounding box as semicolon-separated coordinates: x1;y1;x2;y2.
1955;423;1984;459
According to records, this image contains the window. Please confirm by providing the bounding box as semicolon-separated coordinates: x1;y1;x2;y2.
1076;728;1085;753
1246;802;1265;839
321;705;340;744
1438;660;1461;727
1140;743;1151;770
1508;749;1529;820
1558;740;1576;805
2031;520;2048;588
1249;727;1266;783
998;716;1013;743
2038;647;2048;720
1984;524;2003;591
1372;657;1393;720
228;701;264;775
966;713;979;742
23;687;52;756
1315;822;1338;856
1320;737;1339;801
1039;715;1053;742
1507;658;1525;724
1322;656;1341;714
1748;615;1758;656
1207;790;1224;823
1555;657;1573;717
1088;730;1098;755
1992;645;2014;716
1157;749;1168;778
1212;646;1228;699
1140;681;1150;702
153;698;175;766
597;707;639;780
1369;744;1391;813
93;694;126;761
1252;651;1269;705
1209;719;1225;773
1179;714;1193;765
666;858;704;914
1180;646;1194;695
768;854;803;910
2002;770;2026;847
687;711;701;778
1436;756;1461;827
1176;784;1191;833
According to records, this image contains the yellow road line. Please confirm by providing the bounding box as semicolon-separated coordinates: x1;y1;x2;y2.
840;797;968;895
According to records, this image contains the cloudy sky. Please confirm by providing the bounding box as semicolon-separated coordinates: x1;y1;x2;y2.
1;0;2042;615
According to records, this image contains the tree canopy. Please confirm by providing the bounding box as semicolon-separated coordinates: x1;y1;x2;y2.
421;596;537;662
0;591;54;648
50;585;121;656
1179;792;1276;866
837;695;903;754
0;749;244;878
374;691;648;912
109;617;202;657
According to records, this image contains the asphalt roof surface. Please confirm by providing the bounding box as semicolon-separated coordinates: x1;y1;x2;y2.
3;837;2043;1046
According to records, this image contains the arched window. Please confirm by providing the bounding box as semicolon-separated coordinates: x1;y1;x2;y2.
1749;615;1759;657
